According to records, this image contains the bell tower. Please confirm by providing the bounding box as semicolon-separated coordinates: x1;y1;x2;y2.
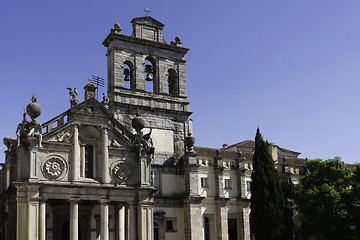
102;15;192;163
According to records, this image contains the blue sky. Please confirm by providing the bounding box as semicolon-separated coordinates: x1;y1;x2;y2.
1;1;360;163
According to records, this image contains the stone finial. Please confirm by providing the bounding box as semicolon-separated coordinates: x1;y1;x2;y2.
111;23;121;34
84;80;97;100
132;110;145;133
184;132;195;153
170;36;182;47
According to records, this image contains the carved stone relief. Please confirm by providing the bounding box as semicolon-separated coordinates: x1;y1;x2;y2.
41;155;67;180
111;161;131;183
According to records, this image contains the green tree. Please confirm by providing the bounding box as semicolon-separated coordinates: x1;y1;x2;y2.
294;157;355;240
250;128;289;240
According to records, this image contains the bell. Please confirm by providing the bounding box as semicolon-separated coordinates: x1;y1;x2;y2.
124;68;130;82
145;72;153;81
145;64;153;81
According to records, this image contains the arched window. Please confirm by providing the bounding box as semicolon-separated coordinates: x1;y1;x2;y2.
145;57;156;92
167;69;178;95
123;61;134;89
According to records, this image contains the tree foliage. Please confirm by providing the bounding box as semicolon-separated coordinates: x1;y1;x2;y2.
294;157;360;240
250;128;291;240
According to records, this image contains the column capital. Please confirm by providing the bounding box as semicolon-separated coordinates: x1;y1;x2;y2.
69;197;81;204
115;202;127;209
100;198;110;205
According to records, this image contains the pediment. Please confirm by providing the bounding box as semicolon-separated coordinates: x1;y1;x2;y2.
131;16;165;28
70;98;113;118
41;98;136;150
42;121;135;151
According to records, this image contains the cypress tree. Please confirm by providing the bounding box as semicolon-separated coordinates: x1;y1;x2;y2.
250;128;287;240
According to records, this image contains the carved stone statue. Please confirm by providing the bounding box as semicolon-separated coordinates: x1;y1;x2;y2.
16;95;43;147
67;88;79;107
16;112;30;140
134;129;155;158
3;136;17;152
101;93;109;108
27;117;43;147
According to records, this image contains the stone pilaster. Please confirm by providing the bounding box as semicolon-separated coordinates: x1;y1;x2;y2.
215;199;229;240
102;127;110;183
137;204;153;240
240;201;251;240
16;185;40;240
135;53;145;91
72;124;80;182
184;198;203;240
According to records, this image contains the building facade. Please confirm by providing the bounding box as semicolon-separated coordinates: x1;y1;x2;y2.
0;15;307;240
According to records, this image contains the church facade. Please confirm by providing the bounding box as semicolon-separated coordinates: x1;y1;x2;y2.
0;15;307;240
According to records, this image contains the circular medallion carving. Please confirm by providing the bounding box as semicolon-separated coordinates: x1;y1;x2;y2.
42;157;66;180
111;162;131;183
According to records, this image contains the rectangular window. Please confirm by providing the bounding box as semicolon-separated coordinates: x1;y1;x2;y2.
165;218;177;232
150;170;160;193
85;145;94;178
247;181;251;192
204;217;210;240
151;170;156;186
201;177;209;188
225;179;232;189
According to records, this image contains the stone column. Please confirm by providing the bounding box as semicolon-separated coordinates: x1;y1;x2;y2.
128;202;137;240
72;124;80;181
39;199;46;240
69;198;79;240
100;199;109;240
102;127;110;183
115;204;126;240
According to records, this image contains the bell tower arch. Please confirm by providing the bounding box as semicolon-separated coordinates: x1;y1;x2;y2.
102;15;191;163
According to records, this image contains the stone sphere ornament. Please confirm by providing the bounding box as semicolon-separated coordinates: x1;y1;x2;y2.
132;110;145;133
26;95;41;118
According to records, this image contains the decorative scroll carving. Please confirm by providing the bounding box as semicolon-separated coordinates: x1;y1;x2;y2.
56;131;73;142
110;139;122;148
42;157;67;180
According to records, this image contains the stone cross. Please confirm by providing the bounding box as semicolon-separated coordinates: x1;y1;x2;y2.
144;8;150;16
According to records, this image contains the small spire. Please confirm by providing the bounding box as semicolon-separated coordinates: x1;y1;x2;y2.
144;8;151;16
